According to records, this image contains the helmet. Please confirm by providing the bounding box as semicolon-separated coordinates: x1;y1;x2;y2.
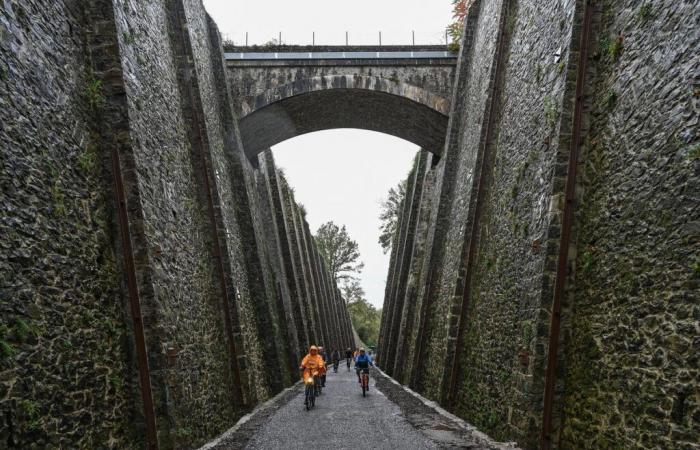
309;345;318;353
359;347;365;352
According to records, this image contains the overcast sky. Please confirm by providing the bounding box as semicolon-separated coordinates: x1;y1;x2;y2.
203;0;452;47
202;0;453;307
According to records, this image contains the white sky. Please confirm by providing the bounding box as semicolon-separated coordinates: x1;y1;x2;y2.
203;0;453;47
202;0;453;307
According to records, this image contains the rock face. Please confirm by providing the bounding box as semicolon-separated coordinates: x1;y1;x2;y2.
0;0;353;448
377;1;698;449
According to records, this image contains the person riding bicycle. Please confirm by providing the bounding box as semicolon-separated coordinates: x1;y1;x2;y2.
331;349;340;372
354;347;373;388
299;345;325;386
345;347;353;370
318;346;328;387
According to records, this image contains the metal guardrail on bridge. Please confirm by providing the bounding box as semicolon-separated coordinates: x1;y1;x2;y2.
224;51;457;61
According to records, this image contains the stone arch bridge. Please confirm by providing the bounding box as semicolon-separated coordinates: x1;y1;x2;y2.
224;45;457;158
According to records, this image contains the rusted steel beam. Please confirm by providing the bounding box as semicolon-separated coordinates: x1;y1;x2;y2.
540;2;593;449
110;143;158;450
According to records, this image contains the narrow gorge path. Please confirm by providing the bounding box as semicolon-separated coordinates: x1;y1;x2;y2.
203;364;517;450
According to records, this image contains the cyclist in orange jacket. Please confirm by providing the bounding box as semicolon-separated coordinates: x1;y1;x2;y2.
300;345;325;383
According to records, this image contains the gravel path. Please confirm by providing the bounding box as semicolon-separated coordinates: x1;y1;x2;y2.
243;365;438;450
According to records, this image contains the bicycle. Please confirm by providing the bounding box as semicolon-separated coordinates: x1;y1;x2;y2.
332;360;339;373
304;371;319;410
359;368;370;396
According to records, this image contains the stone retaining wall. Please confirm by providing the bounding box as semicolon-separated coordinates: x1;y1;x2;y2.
0;0;355;448
378;0;698;449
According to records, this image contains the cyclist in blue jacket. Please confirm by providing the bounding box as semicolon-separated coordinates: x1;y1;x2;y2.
354;347;373;388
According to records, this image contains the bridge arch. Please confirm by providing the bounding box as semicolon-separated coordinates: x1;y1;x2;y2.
237;75;450;159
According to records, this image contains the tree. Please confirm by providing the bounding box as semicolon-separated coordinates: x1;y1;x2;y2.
315;221;364;283
378;179;407;254
447;0;476;50
347;298;381;348
340;279;365;304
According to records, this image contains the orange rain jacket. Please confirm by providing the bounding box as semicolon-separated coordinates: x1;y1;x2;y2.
300;352;326;380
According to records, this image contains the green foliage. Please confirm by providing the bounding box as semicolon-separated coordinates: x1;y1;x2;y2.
50;179;66;217
543;95;559;125
605;90;618;109
557;60;566;74
315;221;364;282
579;246;598;273
347;297;381;347
175;427;194;438
378;178;407;254
387;74;400;83
0;340;16;359
638;3;652;21
18;399;39;417
608;35;624;60
505;10;517;34
78;144;98;174
19;399;42;431
689;143;700;160
85;76;105;110
447;0;475;48
122;32;136;45
340;279;365;304
14;319;33;342
600;35;624;61
691;258;700;277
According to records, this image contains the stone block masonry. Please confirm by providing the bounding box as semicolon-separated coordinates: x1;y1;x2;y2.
0;0;354;448
378;0;699;449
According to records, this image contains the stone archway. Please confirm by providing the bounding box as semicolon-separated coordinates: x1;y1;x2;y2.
237;75;450;159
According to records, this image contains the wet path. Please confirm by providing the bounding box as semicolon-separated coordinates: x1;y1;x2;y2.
243;364;437;449
202;365;517;450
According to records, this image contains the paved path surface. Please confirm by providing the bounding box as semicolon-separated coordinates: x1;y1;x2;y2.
244;365;438;449
202;365;517;450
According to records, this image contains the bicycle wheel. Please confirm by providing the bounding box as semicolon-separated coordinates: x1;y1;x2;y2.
362;383;366;397
305;386;311;410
